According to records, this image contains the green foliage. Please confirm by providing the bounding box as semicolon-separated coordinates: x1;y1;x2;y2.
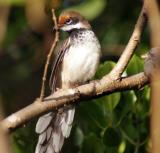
73;59;149;153
127;54;144;75
82;133;105;153
103;127;120;147
12;122;37;153
0;0;25;5
65;0;107;20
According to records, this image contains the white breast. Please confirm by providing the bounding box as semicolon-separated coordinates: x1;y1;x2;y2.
61;30;101;88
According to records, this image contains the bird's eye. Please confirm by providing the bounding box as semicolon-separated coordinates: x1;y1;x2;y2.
65;19;72;25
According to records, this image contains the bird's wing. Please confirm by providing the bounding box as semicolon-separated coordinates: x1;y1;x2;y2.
35;37;75;153
49;38;71;92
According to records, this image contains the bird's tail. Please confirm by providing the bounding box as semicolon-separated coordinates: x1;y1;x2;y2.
35;107;75;153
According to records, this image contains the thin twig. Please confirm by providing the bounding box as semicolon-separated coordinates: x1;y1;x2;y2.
39;9;59;101
110;6;147;79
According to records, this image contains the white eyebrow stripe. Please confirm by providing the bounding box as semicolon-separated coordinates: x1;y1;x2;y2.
61;23;86;31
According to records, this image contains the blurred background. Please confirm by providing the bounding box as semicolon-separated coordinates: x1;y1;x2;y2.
0;0;150;153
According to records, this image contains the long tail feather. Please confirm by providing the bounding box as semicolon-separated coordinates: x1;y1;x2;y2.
35;107;75;153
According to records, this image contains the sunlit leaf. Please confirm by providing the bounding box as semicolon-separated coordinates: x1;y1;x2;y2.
118;140;126;153
0;0;25;5
65;0;107;20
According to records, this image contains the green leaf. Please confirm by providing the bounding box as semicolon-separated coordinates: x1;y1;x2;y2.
103;93;121;111
65;0;107;20
121;118;139;140
74;127;84;147
12;139;22;153
94;61;121;123
95;61;115;79
12;122;37;153
118;140;126;153
78;102;107;129
114;91;137;125
127;55;144;75
0;0;25;5
103;127;120;147
82;133;105;153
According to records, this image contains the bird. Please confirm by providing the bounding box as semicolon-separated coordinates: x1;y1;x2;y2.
35;10;101;153
144;47;160;79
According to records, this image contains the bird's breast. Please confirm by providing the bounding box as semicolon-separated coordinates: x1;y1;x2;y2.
61;34;100;88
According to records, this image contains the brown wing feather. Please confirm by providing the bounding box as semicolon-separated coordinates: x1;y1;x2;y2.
35;37;75;153
49;38;70;93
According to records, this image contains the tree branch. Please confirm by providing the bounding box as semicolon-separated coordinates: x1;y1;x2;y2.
110;6;147;79
1;72;148;132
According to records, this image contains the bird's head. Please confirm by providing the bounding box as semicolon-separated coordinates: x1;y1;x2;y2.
58;11;91;32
